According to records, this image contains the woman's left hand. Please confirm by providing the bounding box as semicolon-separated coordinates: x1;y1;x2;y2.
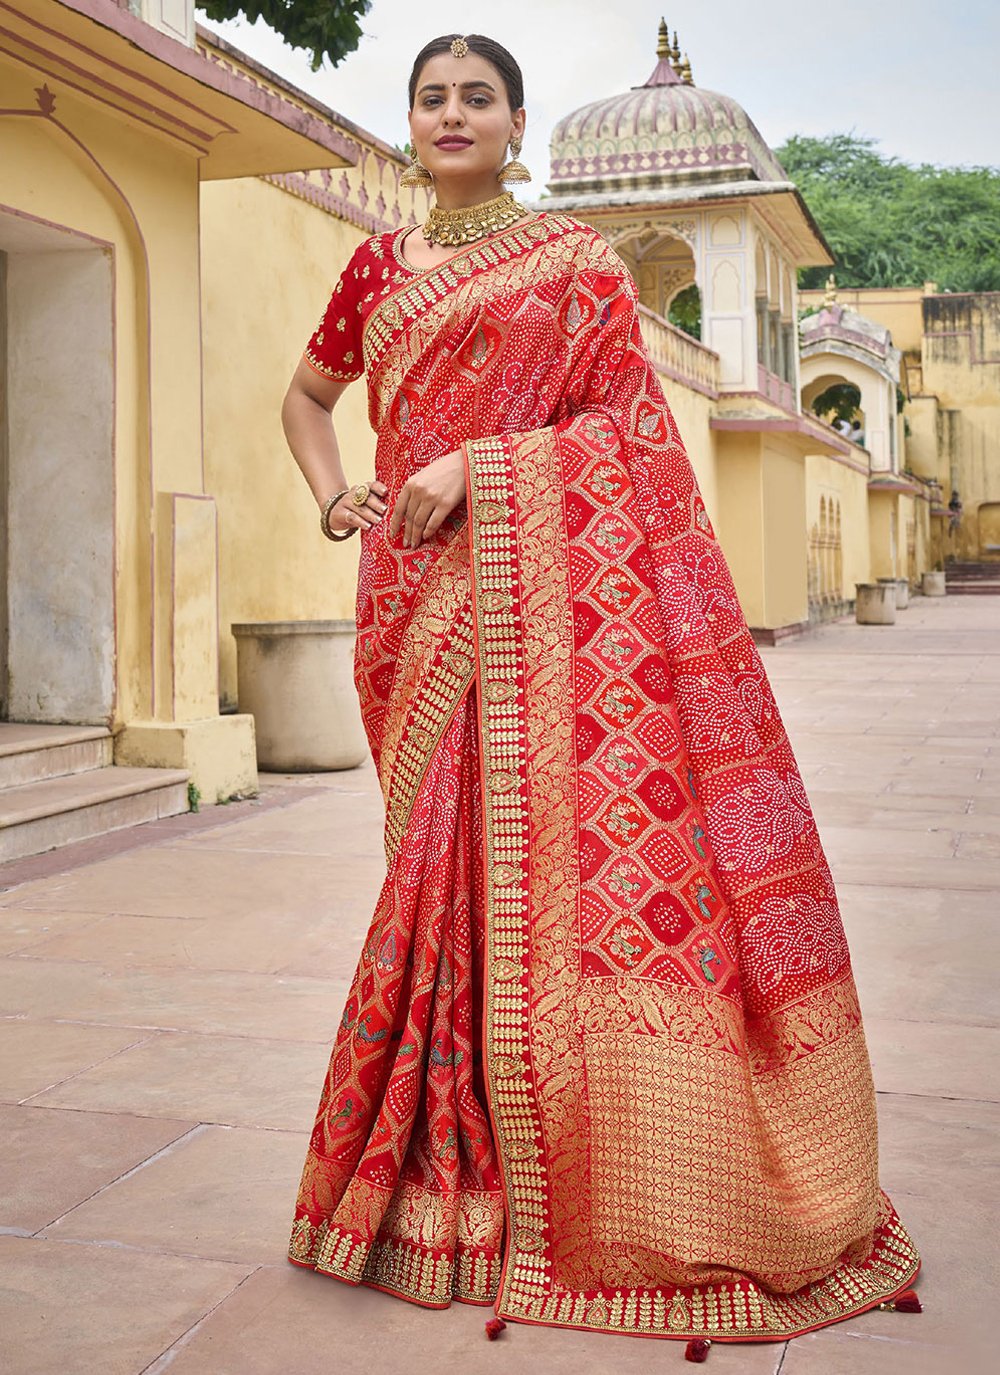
389;449;467;548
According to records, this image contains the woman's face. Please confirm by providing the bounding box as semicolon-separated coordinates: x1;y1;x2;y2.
408;51;525;186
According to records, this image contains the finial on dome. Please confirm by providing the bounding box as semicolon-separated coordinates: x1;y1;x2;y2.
680;53;694;85
824;274;838;307
657;17;671;59
672;29;682;65
640;17;683;86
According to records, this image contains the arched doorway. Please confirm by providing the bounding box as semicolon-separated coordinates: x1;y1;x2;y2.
802;376;867;449
0;208;115;724
608;226;698;334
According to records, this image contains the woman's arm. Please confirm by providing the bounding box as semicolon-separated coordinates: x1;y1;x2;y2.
282;360;387;536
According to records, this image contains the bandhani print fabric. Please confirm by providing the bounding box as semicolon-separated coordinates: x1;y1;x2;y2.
288;214;920;1342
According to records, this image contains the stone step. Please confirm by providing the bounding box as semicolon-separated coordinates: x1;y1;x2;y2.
0;766;190;864
0;723;113;789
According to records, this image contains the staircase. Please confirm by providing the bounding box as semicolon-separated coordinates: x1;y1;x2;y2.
0;723;190;864
944;561;1000;595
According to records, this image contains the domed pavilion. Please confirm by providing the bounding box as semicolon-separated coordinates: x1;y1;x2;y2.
544;19;833;409
540;20;867;639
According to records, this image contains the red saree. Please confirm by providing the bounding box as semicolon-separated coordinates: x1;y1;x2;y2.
288;214;919;1342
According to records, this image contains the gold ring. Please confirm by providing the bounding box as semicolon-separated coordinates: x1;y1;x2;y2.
352;483;370;507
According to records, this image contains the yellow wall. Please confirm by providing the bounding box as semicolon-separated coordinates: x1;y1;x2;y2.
921;295;1000;559
761;441;808;628
867;490;931;583
200;177;377;708
713;434;808;630
805;453;870;606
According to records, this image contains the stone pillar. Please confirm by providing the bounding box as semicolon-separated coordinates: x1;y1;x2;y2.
115;492;257;803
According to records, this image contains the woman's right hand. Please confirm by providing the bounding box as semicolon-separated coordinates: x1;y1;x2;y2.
326;481;389;536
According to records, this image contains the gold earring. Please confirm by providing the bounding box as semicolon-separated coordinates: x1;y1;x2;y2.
498;136;531;185
400;145;433;189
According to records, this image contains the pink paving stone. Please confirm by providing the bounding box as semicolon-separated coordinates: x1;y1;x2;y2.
0;594;996;1373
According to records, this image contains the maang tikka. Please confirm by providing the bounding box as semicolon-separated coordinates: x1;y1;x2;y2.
498;136;531;185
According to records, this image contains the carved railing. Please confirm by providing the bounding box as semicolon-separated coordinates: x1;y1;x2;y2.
637;305;720;399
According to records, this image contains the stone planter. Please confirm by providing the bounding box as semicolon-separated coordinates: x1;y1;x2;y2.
232;620;367;771
878;576;909;610
922;570;947;597
855;583;896;625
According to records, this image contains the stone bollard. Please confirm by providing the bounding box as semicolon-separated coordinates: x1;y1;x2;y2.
855;583;896;625
232;620;368;771
922;570;946;597
878;576;909;610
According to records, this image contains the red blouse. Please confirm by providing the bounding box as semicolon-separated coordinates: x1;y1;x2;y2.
304;231;417;383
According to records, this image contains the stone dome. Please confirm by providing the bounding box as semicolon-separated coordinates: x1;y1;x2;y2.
548;22;788;197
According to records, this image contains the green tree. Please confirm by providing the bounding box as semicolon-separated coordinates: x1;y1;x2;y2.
668;283;702;340
199;0;371;70
776;134;1000;292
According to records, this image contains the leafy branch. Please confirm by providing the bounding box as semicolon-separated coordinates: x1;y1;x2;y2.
198;0;372;71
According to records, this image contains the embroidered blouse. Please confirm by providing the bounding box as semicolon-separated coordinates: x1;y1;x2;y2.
304;231;416;382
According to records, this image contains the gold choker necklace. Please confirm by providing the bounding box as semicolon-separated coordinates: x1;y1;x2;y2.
422;191;527;247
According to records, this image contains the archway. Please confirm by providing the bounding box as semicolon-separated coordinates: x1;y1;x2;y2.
802;374;867;448
608;226;698;332
0;208;115;723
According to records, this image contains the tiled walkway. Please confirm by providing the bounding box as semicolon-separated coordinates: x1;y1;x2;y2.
2;596;997;1374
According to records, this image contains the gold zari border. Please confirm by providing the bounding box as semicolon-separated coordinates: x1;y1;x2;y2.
289;1216;500;1306
382;602;476;863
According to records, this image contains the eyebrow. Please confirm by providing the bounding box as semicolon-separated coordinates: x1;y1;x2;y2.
417;80;496;95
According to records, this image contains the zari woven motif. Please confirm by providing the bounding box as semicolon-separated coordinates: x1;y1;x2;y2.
288;215;919;1341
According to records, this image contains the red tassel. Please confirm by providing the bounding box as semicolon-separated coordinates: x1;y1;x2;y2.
485;1318;507;1341
685;1338;712;1363
893;1289;922;1313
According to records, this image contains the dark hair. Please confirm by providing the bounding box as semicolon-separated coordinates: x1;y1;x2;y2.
408;34;524;111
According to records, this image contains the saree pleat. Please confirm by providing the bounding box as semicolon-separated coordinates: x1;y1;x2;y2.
290;693;505;1303
289;214;919;1341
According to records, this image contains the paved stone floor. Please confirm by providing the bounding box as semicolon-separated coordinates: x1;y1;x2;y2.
1;595;997;1375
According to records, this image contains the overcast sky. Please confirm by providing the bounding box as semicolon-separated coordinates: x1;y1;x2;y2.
198;1;999;184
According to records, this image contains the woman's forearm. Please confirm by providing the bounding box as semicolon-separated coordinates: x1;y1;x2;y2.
281;386;348;509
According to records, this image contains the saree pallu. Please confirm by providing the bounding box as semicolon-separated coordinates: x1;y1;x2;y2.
288;214;919;1341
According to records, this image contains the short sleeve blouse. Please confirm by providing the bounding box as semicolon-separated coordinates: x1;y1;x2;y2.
303;233;412;383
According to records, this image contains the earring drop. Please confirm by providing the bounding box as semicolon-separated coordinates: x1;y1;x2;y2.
498;136;531;185
400;144;433;189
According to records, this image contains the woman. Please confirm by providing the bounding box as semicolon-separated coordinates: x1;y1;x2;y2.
282;33;920;1351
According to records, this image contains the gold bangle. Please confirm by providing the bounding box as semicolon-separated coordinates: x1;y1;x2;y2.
320;489;356;542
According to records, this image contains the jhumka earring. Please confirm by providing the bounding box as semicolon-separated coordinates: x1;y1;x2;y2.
498;136;531;185
400;145;433;188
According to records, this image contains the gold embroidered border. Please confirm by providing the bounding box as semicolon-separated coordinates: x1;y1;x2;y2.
381;603;476;864
503;1202;917;1337
467;433;555;1309
289;1216;501;1305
